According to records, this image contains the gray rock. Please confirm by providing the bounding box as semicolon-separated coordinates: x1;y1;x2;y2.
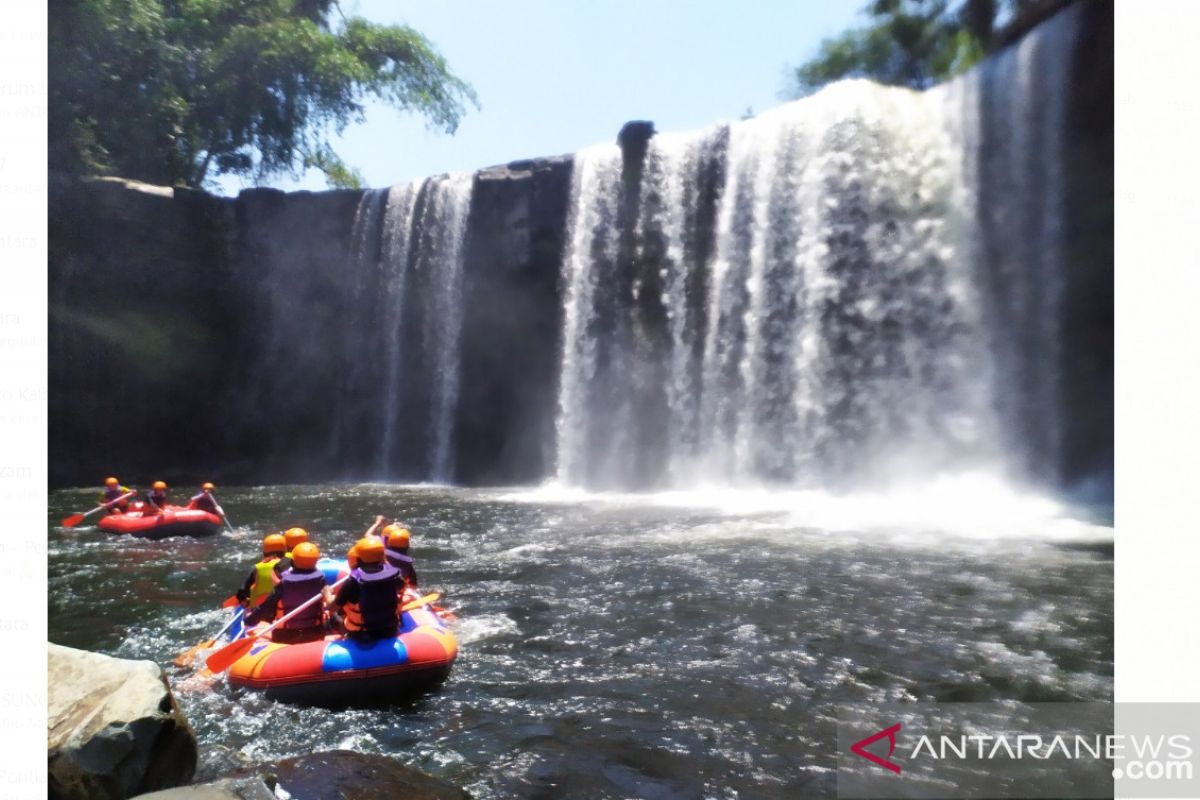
225;749;469;800
48;643;198;800
134;777;275;800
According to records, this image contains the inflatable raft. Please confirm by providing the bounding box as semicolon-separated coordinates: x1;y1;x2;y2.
98;504;221;539
227;598;457;706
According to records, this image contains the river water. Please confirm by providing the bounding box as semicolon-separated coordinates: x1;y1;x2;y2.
48;480;1112;798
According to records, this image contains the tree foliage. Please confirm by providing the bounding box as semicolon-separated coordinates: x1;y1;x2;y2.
786;0;1018;97
49;0;477;189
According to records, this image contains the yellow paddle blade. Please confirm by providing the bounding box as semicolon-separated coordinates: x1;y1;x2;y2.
400;592;440;612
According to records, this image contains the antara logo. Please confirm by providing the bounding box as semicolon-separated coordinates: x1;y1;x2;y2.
851;723;903;774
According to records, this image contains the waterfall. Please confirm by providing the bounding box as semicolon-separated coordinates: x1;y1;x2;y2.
420;174;474;483
377;182;421;478
552;6;1083;491
554;144;623;485
334;173;473;482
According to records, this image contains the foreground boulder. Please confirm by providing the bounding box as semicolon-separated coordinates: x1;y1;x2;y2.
225;750;469;800
48;643;198;799
134;776;274;800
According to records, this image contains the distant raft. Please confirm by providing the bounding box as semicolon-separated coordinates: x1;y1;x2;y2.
227;601;458;707
98;503;222;539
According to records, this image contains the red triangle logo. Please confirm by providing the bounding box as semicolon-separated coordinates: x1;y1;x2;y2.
850;722;902;774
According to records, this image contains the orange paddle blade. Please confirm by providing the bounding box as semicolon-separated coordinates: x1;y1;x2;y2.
221;595;239;609
61;514;85;528
205;635;257;673
400;592;440;612
172;638;216;668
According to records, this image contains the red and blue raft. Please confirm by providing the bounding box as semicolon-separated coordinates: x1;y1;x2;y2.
225;558;457;706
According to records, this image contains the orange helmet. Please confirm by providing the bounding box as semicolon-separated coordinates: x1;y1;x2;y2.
105;477;119;487
284;527;308;551
152;480;167;491
383;525;410;548
346;544;359;569
291;542;320;570
263;533;287;555
201;482;215;492
355;537;385;564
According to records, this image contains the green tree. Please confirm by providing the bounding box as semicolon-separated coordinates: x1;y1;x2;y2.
49;0;477;189
785;0;999;97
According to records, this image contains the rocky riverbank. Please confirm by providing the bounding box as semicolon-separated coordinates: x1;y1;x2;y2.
48;644;468;800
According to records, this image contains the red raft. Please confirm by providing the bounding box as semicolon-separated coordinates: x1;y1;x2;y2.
98;503;221;540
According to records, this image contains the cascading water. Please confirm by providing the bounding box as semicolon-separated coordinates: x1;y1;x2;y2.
376;182;421;477
553;5;1082;492
334;173;474;482
554;145;623;485
418;173;474;483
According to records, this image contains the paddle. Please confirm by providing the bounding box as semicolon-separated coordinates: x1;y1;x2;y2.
206;575;349;673
173;607;244;668
221;592;268;609
212;499;235;533
401;592;440;612
62;491;134;528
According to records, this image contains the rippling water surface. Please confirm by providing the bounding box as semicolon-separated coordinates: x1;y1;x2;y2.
47;481;1113;798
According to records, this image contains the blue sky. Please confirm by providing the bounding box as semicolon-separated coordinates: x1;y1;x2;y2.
215;0;863;195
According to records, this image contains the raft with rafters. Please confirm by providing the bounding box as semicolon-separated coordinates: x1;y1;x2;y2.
226;599;457;707
98;503;221;539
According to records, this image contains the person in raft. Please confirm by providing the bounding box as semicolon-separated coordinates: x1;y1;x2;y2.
186;482;220;514
142;480;169;516
99;476;134;514
344;515;387;569
235;533;287;609
381;524;419;589
246;542;328;644
268;526;310;584
327;537;401;643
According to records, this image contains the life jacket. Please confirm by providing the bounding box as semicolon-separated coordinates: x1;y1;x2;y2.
276;567;326;630
249;557;280;604
270;551;294;587
188;492;218;513
342;563;400;635
385;548;418;587
147;490;167;508
101;486;131;509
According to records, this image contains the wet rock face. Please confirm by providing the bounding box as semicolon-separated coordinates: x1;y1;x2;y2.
132;776;275;800
224;750;470;800
48;643;198;800
455;157;573;484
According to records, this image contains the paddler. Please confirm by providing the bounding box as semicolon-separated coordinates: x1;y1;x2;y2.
186;482;221;514
345;515;387;569
381;524;419;589
327;537;401;643
142;480;169;516
269;527;311;584
235;534;287;609
99;476;134;514
246;542;328;644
